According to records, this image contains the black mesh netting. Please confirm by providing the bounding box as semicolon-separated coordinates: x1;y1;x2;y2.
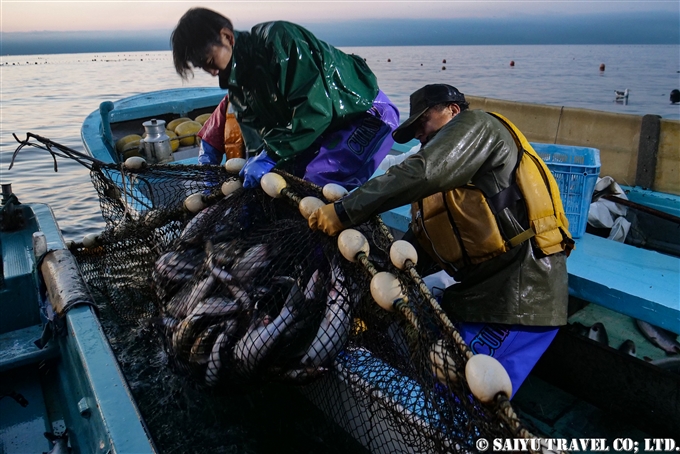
67;156;545;453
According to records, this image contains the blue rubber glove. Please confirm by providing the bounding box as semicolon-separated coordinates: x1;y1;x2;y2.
239;150;276;188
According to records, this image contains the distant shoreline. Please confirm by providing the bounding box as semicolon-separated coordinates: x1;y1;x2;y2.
2;12;678;56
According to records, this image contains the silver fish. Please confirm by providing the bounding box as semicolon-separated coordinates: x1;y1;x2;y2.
636;319;680;354
153;250;202;300
231;243;270;283
44;432;70;454
190;295;241;317
166;274;218;320
618;339;637;357
276;366;328;384
189;323;224;365
303;269;322;301
179;204;222;243
156;249;204;276
227;283;252;309
208;239;244;269
588;322;609;346
209;263;234;284
649;356;680;373
232;284;305;374
205;331;229;386
300;263;351;367
190;319;239;365
172;314;206;357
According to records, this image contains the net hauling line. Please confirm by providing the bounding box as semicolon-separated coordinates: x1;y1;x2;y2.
9;133;551;450
255;168;548;448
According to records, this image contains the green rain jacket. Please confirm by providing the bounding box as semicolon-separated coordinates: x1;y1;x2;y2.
218;21;379;161
339;110;569;327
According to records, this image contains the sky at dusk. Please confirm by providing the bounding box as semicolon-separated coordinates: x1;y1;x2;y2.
1;1;679;54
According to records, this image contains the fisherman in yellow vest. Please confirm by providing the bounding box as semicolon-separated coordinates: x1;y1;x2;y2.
308;84;574;397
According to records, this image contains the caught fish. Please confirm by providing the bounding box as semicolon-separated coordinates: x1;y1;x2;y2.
232;282;306;374
300;262;352;368
172;314;208;357
618;339;637;357
205;332;229;386
179;204;223;244
231;243;270;283
588;322;609;346
155;249;203;278
189;323;224;365
171;294;233;356
208;239;244;270
275;366;328;384
636;319;680;354
227;283;252;309
303;269;323;301
190;295;241;317
649;356;680;374
190;319;238;365
44;431;70;454
152;249;203;301
166;274;218;320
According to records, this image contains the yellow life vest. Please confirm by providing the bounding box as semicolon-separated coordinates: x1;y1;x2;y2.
411;112;574;274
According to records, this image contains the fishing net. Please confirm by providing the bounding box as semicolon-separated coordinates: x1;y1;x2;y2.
13;133;549;454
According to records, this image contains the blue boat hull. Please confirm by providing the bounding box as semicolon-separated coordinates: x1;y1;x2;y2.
0;193;156;453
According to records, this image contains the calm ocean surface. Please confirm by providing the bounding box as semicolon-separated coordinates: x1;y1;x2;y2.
1;44;678;240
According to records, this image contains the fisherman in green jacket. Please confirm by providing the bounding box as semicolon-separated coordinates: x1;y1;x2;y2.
308;84;574;397
171;8;399;190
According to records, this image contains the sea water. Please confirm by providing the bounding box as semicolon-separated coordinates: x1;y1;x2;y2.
1;43;678;453
1;44;678;241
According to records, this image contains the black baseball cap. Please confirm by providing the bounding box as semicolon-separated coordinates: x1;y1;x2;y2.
392;84;466;143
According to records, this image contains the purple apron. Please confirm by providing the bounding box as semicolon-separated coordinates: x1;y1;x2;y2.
302;90;399;190
458;322;559;398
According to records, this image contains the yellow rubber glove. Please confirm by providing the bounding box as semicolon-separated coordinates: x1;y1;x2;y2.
308;203;344;236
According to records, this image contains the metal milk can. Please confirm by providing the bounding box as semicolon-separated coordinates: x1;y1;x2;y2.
141;119;173;163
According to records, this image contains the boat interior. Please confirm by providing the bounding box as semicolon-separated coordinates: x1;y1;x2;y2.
0;192;156;453
72;90;680;445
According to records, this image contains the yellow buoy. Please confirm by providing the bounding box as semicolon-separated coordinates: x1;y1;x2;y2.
167;117;192;132
122;147;143;159
194;113;212;125
174;120;202;146
166;130;180;152
115;134;142;154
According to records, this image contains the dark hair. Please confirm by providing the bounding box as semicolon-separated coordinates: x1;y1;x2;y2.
171;7;233;79
431;100;469;112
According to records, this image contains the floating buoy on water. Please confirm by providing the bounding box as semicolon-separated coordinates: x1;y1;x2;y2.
442;66;446;70
600;63;606;71
442;59;446;63
509;60;515;67
670;89;680;104
387;58;391;62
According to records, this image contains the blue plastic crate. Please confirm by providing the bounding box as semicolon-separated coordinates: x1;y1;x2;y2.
530;143;601;238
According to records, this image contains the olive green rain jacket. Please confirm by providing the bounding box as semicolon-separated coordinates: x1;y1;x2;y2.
218;21;379;161
340;110;569;327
